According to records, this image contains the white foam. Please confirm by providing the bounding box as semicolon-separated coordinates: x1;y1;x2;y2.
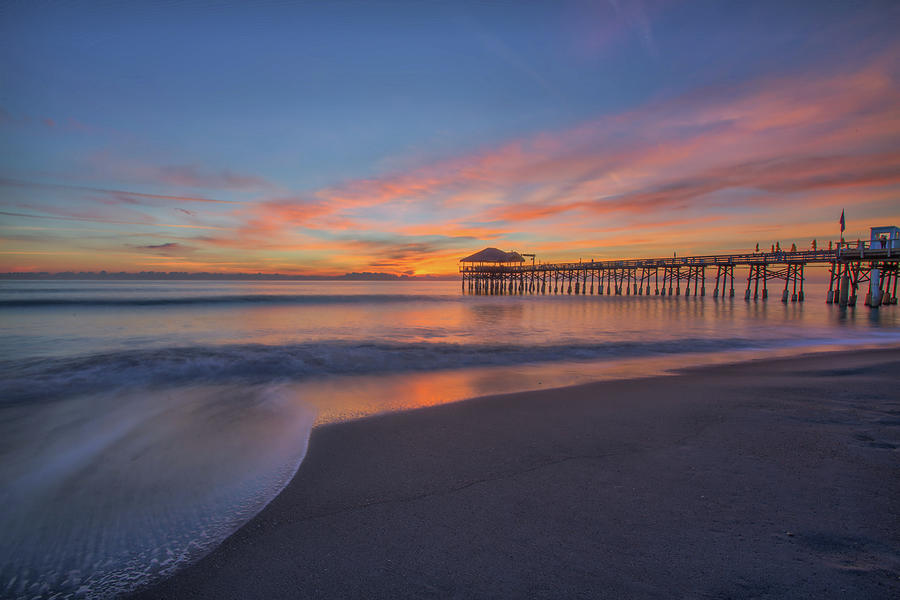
0;384;315;599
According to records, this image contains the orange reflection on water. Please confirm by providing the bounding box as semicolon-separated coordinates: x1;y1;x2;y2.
287;340;893;428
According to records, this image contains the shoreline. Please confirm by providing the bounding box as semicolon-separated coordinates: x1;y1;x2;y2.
132;348;900;599
297;341;900;427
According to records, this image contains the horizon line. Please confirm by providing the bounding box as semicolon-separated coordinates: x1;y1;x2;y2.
0;271;459;281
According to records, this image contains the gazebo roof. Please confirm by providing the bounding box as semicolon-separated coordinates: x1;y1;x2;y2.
459;247;525;263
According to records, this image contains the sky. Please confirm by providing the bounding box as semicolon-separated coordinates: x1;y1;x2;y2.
1;0;898;275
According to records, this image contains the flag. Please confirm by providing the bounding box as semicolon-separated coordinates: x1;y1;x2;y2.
840;210;845;233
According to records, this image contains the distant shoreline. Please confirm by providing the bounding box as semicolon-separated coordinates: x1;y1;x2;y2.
0;271;458;281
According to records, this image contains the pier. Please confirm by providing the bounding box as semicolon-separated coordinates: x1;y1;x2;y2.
459;228;900;308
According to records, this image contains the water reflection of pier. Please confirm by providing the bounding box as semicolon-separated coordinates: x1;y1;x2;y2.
459;235;899;309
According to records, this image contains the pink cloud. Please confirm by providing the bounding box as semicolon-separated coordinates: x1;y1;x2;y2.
183;47;898;274
81;154;277;192
10;46;899;275
309;52;900;231
154;165;272;191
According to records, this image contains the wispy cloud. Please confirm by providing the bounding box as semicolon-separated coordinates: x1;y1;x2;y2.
4;45;898;274
79;154;278;192
567;0;669;58
0;210;232;231
0;178;242;205
130;242;194;256
153;165;272;191
277;50;900;255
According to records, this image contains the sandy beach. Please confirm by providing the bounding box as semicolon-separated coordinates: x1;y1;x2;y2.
131;349;900;599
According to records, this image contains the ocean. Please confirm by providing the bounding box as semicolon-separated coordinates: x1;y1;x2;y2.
1;278;899;599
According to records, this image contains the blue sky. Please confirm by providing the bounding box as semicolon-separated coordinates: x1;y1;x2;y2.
2;1;898;273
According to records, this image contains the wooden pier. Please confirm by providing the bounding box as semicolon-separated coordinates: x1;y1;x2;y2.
459;241;899;308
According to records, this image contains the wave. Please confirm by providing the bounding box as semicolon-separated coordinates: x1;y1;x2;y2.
0;293;456;308
0;336;843;403
0;383;315;600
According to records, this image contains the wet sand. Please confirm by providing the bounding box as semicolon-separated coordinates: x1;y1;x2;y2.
132;349;900;599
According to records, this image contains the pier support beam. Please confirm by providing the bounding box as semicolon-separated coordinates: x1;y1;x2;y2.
782;266;790;303
839;266;850;307
867;268;883;307
826;263;836;303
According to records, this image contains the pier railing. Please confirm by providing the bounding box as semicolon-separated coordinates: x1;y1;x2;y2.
462;249;839;272
459;245;899;308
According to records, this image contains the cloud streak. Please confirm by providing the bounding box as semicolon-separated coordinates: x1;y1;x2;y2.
130;242;195;256
193;48;896;273
0;210;232;231
4;45;899;274
0;178;243;204
153;165;271;190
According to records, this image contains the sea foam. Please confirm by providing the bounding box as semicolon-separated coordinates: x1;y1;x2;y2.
0;384;315;600
6;334;900;405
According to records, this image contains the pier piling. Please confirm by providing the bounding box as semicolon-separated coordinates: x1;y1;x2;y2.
459;243;898;310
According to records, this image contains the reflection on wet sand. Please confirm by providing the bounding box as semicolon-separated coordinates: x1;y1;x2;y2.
294;342;888;426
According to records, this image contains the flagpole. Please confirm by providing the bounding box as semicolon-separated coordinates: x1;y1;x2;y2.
840;209;845;247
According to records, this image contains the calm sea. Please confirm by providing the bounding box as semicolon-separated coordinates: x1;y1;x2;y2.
2;279;898;599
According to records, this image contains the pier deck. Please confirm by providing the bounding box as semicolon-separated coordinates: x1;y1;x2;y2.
460;242;899;308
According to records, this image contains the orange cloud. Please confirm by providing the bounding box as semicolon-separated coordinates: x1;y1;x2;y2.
5;48;899;276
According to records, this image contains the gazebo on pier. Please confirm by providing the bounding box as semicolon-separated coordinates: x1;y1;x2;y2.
459;247;525;266
459;248;527;294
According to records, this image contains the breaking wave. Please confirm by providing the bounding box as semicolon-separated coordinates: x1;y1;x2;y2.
0;336;863;404
0;383;315;600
